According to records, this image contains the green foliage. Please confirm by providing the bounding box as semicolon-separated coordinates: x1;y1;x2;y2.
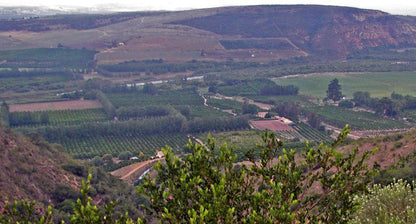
0;101;9;125
350;179;416;224
217;78;297;97
0;174;144;223
139;127;376;223
339;100;354;108
93;90;116;119
0;200;53;224
241;102;260;115
98;60;260;76
107;88;203;108
118;151;133;160
0;48;96;68
60;133;188;159
306;106;408;130
326;78;343;102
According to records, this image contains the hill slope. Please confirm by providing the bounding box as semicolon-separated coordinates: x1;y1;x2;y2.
0;126;144;217
173;5;416;57
1;5;416;62
0;126;80;209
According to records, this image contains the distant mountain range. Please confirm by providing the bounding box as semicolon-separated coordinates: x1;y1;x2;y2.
0;5;416;61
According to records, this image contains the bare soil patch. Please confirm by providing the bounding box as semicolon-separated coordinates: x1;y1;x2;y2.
9;100;102;112
251;120;293;131
111;158;162;184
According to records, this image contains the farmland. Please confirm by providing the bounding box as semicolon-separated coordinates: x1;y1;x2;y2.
9;100;102;112
306;106;409;130
61;133;188;159
106;88;203;108
250;120;293;131
274;72;416;98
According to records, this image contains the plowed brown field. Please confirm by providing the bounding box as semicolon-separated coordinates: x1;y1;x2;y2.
9;100;102;112
251;120;293;131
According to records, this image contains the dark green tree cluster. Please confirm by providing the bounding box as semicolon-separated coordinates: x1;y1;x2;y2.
271;102;301;121
259;84;298;96
92;90;116;119
9;111;49;126
326;78;343;102
187;116;249;133
353;91;416;117
0;174;143;224
241;101;260;115
0;101;9;125
116;105;173;120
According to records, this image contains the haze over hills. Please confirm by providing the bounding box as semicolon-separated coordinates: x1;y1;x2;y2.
0;5;416;62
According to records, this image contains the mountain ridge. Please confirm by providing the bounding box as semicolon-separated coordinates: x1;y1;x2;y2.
1;5;416;63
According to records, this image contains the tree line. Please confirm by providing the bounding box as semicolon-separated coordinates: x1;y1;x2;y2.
353;91;416;117
18;114;249;143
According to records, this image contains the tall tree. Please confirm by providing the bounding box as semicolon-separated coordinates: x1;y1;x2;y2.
0;101;10;126
326;78;343;102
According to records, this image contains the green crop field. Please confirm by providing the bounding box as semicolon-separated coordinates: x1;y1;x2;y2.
9;108;108;127
206;97;243;114
250;95;314;106
0;48;96;68
274;72;416;98
189;105;232;118
107;88;203;108
46;108;108;125
60;133;189;159
0;73;73;93
306;106;409;130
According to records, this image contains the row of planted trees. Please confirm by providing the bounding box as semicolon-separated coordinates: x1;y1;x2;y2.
19;114;250;143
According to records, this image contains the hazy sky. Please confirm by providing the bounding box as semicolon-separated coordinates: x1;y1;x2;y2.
1;0;415;15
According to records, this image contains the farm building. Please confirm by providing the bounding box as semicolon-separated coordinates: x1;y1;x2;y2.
256;111;268;118
156;151;164;158
274;116;295;126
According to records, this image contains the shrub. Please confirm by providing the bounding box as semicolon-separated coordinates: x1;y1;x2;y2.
339;100;354;108
350;179;416;224
139;127;377;223
118;151;132;160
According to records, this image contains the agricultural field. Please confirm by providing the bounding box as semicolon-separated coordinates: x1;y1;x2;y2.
250;95;315;107
61;133;189;159
9;108;108;127
250;120;331;142
250;120;293;131
274;72;416;98
107;88;203;108
306;106;409;130
206;97;243;114
9;100;102;112
0;48;96;68
188;105;232;118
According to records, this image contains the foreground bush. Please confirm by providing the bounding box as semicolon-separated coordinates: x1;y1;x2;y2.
139;127;377;223
350;179;416;224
